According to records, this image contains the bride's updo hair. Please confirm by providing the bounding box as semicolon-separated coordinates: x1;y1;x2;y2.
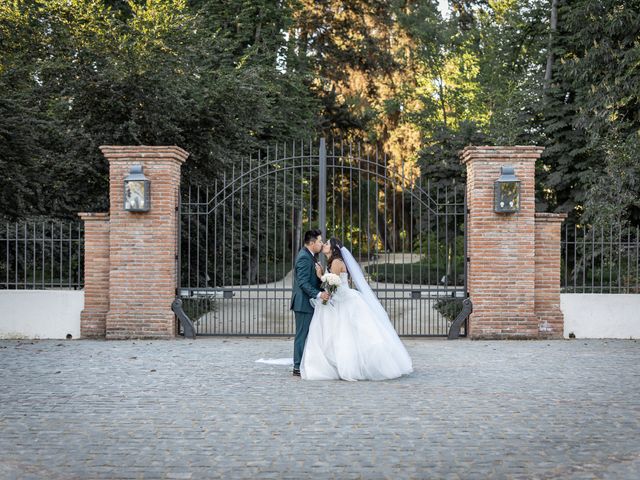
327;238;345;272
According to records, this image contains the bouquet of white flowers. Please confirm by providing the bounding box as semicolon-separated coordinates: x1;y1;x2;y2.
320;272;342;305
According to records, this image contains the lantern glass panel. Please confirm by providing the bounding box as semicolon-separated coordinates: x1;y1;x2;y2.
497;181;519;212
125;180;147;210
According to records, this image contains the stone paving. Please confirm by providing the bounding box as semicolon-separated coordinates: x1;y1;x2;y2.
0;337;638;479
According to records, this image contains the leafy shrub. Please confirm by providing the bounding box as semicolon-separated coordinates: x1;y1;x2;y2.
365;262;464;285
433;297;464;323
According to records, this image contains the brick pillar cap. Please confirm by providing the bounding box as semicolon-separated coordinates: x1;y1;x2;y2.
535;212;568;222
460;145;545;164
99;145;189;163
78;212;110;221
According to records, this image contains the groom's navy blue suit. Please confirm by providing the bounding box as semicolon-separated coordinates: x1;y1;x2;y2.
290;247;322;370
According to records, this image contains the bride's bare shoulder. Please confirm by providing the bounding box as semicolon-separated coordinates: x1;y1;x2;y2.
331;258;346;273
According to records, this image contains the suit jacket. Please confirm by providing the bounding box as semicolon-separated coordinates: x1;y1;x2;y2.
290;247;322;313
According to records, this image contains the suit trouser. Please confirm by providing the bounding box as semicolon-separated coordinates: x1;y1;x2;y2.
293;310;313;369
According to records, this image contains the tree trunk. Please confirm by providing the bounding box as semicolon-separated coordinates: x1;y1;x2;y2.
376;213;389;252
544;0;559;88
254;7;262;46
293;208;302;251
438;74;448;126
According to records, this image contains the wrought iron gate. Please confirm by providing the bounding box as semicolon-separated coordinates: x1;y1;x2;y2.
178;138;467;337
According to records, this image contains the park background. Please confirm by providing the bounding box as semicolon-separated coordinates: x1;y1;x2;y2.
1;0;639;339
2;0;638;229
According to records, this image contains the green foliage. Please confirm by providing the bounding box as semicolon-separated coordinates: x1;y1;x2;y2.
582;133;640;229
180;297;216;324
413;232;464;264
418;120;488;189
365;261;464;286
433;297;464;323
0;0;319;220
539;0;640;224
1;0;638;231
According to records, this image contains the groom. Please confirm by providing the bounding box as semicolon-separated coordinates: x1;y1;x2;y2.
290;229;330;376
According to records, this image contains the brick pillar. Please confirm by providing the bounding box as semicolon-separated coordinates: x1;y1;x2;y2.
101;146;188;339
78;213;110;338
535;213;567;339
461;146;543;339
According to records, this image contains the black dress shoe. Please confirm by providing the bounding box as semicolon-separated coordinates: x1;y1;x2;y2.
292;368;301;376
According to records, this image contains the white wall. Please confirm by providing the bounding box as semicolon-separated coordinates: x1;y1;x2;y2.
1;290;637;340
561;294;640;339
0;290;83;339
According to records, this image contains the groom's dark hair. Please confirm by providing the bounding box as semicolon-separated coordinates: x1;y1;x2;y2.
303;229;322;245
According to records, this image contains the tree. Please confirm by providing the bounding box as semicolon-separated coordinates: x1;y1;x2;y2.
540;0;640;225
0;0;320;219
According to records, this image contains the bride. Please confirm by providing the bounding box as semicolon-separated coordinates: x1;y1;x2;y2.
300;238;413;381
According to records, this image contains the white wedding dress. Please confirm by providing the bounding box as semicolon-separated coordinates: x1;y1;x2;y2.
300;270;413;381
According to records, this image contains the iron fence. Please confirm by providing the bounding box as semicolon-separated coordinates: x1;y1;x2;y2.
0;220;84;289
562;223;639;293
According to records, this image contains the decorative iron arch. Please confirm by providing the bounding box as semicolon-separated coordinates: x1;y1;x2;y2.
177;138;468;338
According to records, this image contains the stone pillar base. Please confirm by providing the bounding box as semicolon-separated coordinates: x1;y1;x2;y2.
471;317;540;340
105;312;176;340
80;312;108;338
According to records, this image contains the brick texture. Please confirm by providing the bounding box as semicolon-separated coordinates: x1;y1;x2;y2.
78;213;110;338
101;146;188;339
461;146;543;339
535;213;567;339
78;144;564;340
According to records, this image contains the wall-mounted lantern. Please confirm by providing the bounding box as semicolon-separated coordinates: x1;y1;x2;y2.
494;165;520;213
124;165;150;212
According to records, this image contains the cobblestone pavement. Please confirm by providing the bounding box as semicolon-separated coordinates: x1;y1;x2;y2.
0;337;638;479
